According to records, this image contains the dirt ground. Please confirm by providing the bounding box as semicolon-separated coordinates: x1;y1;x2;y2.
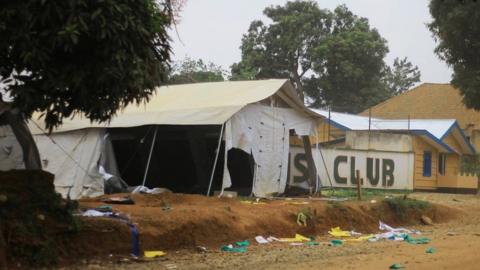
55;192;480;270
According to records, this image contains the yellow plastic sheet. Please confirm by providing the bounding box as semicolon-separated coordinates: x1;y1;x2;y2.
144;251;166;258
328;227;351;237
279;234;311;242
345;234;374;242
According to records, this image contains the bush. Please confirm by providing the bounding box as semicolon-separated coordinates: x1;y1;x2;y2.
384;196;430;217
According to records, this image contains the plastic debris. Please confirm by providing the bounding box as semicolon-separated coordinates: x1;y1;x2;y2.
279;234;311;242
305;241;319;246
255;236;270;244
196;246;208;253
403;235;430;244
221;245;247;253
144;251;166;258
297;212;308;227
235;240;249;247
330;239;343;246
426;247;436;254
290;243;303;246
389;263;405;269
328;227;351;237
82;209;112;217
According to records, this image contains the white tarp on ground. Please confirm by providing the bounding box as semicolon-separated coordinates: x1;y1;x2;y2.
223;104;317;197
289;147;414;190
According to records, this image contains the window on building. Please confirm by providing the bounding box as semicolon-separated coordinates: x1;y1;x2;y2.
423;151;432;177
438;153;446;175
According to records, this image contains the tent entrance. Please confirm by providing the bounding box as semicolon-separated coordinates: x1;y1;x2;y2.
108;125;254;195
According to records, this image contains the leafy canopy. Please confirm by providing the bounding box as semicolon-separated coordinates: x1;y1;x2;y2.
382;57;421;96
429;0;480;110
169;57;225;84
0;0;173;130
232;1;421;113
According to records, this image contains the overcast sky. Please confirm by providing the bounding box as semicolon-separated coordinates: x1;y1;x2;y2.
170;0;451;83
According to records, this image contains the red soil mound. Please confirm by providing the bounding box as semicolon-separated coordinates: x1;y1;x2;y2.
75;192;459;260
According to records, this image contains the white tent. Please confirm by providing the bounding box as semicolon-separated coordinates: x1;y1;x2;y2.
0;79;323;199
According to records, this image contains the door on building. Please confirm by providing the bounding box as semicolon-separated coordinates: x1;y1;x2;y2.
423;151;432;177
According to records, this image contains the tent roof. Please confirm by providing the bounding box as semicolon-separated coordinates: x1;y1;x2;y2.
29;79;321;134
313;109;475;154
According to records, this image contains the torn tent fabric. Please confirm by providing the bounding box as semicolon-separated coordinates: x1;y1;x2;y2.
222;104;316;197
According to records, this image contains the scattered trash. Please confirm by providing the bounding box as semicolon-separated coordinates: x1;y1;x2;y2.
421;215;434;225
255;236;270;244
305;241;319;246
403;235;430;244
297;212;308;227
379;221;411;234
235;240;249;247
425;247;436;254
346;234;374;242
329;227;351;237
389;263;405;269
196;246;208;253
132;186;171;194
220;245;247;253
144;251;166;258
289;242;303;246
82;209;113;217
96;205;113;212
279;234;310;242
370;199;377;204
330;239;343;246
129;223;140;257
447;231;457;236
100;196;135;205
267;236;280;242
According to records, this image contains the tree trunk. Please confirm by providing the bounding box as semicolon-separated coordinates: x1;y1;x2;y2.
3;109;42;170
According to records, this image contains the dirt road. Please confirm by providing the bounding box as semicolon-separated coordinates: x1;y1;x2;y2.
68;192;480;270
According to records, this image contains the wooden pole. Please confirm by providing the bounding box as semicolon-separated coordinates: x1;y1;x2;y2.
356;170;362;201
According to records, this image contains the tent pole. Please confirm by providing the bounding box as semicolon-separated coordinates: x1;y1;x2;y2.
141;126;159;187
207;123;225;196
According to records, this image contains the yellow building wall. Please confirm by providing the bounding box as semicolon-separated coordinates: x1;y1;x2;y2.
437;154;459;187
442;133;463;153
290;121;345;146
412;137;438;190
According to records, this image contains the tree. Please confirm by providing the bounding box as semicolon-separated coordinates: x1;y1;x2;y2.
232;1;405;113
429;0;480;110
169;57;225;84
231;1;331;97
382;57;421;96
0;0;174;168
306;5;390;113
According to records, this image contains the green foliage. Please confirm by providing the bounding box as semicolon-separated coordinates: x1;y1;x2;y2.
231;0;331;96
232;1;419;113
0;0;172;130
384;196;430;217
307;5;390;113
322;187;411;199
382;57;421;96
429;0;480;110
169;57;225;84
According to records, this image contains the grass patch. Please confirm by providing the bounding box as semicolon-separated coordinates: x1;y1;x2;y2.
384;196;430;217
322;188;412;199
